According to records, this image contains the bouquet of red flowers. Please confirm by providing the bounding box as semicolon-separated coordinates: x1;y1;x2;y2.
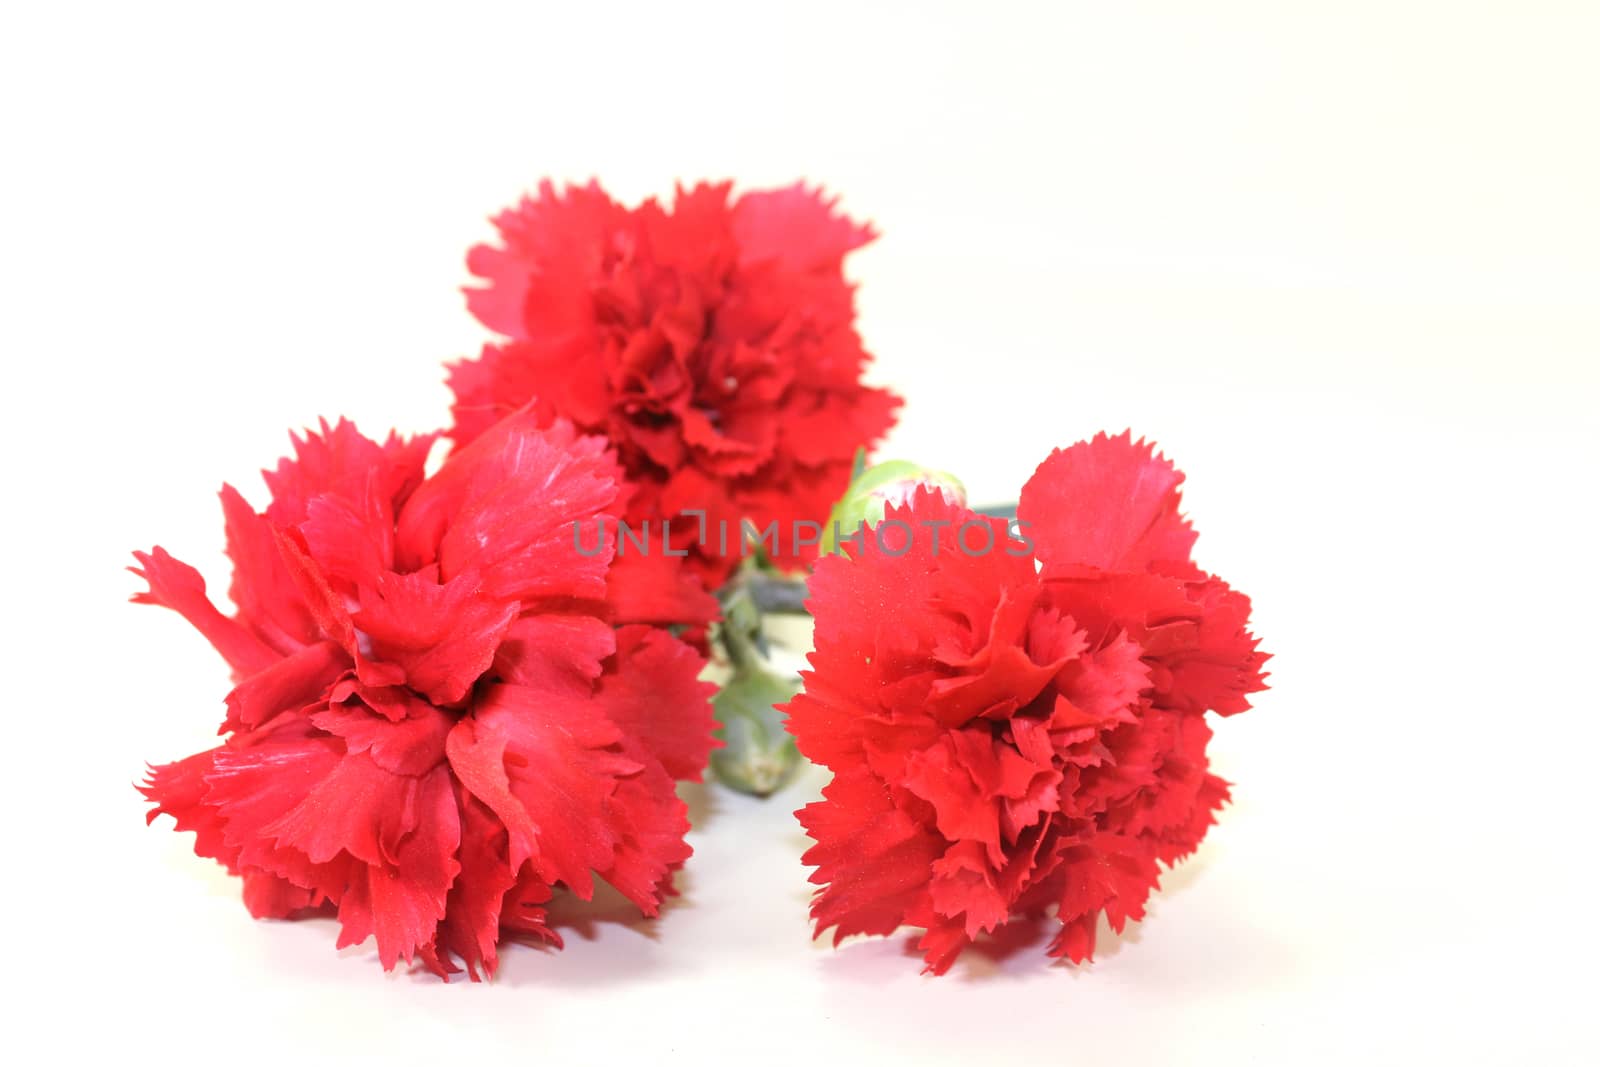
135;180;1268;980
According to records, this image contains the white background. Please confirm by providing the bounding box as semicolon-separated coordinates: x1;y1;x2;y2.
4;2;1597;1063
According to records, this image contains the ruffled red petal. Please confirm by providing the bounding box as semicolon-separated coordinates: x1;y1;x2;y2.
129;547;279;677
445;682;640;899
1018;430;1197;576
352;570;519;707
598;625;719;781
798;768;945;945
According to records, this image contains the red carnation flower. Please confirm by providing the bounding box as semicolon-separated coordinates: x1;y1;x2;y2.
787;432;1269;974
450;180;901;584
135;413;716;979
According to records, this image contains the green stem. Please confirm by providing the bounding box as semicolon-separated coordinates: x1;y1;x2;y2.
741;572;810;614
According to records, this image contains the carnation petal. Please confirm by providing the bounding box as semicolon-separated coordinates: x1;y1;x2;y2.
731;182;876;270
436;790;516;980
352;569;519;707
799;769;944;944
491;613;615;695
598;625;718;781
129;547;279;676
445;682;640;899
1018;431;1197;574
240;870;325;919
597;760;691;916
262;418;432;530
140;747;239;871
359;766;461;970
223;639;348;733
604;551;720;628
221;483;319;653
397;413;621;603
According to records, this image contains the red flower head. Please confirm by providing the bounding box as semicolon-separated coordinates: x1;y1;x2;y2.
449;180;902;585
787;432;1269;974
134;414;716;979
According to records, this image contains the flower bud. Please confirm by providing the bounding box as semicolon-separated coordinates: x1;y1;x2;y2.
709;667;802;796
823;460;966;553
